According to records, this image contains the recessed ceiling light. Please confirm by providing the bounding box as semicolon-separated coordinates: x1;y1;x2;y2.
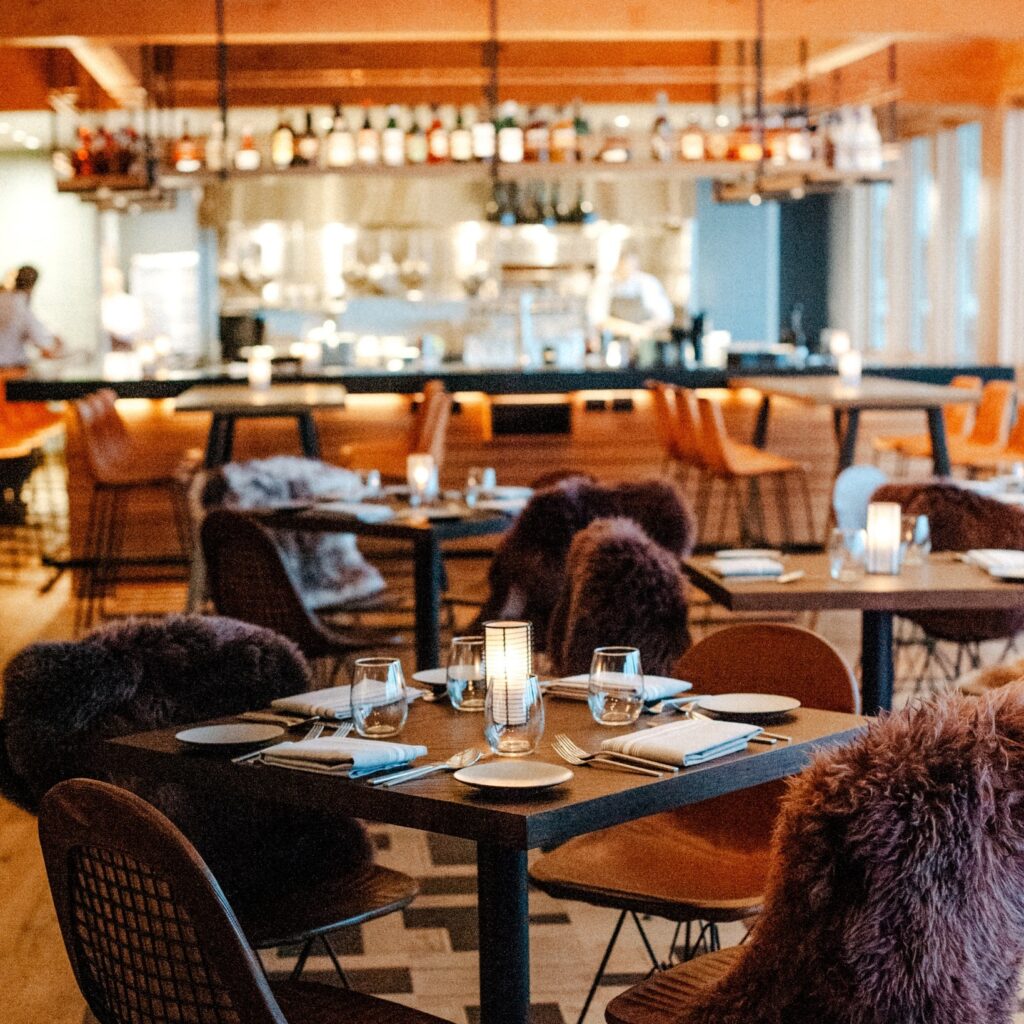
24;136;41;150
749;193;763;206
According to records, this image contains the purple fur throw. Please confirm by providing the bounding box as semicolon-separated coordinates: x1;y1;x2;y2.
476;476;696;650
547;518;690;676
872;482;1024;641
680;688;1024;1024
0;615;372;900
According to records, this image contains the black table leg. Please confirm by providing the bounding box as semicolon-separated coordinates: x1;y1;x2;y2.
836;408;861;473
752;396;771;448
219;416;236;465
477;842;530;1024
413;533;443;671
297;412;321;459
205;414;227;468
926;406;951;477
861;609;894;715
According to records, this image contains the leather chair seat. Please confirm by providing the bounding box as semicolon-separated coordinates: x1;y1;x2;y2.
720;440;801;477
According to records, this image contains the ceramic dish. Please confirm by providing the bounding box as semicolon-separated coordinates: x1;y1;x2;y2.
175;723;284;748
454;761;573;790
696;693;801;721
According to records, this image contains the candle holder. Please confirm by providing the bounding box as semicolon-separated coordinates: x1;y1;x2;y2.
483;621;544;756
406;453;437;507
865;502;903;575
247;345;275;390
838;350;863;388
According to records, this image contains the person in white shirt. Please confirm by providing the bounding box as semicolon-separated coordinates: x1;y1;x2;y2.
0;266;62;368
603;248;675;343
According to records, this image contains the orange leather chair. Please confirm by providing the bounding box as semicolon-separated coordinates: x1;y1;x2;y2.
961;402;1024;473
529;623;858;1024
645;380;689;480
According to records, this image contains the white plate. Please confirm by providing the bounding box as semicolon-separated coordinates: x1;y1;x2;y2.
480;485;533;500
475;498;528;515
454;761;573;790
696;693;801;719
714;548;782;560
989;571;1024;583
399;506;471;520
413;668;449;687
175;724;284;748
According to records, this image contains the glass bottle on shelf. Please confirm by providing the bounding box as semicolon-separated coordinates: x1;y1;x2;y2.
497;101;524;164
705;116;731;161
91;124;111;175
173;120;202;173
471;106;496;162
325;106;355;168
550;105;576;163
572;180;597;223
294;110;320;166
356;104;380;165
114;121;138;174
679;116;705;160
735;123;764;162
524;106;550;162
234;125;262;171
427;105;450;163
271;111;295;169
572;99;591;161
598;116;631;163
539;182;557;227
381;106;406;166
205;119;226;172
763;114;787;166
785;114;814;164
450;107;473;162
406;109;429;164
650;92;673;162
73;124;94;177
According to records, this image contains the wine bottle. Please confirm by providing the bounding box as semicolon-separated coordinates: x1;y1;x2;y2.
406;109;428;164
550;106;576;163
427;104;450;163
270;110;295;169
381;106;406;166
294;110;320;166
325;106;356;168
356;104;380;165
450;107;473;162
524;106;550;163
234;125;262;171
497;101;524;164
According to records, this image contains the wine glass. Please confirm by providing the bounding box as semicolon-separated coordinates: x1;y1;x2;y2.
446;636;486;712
588;646;645;726
350;658;408;737
901;514;931;566
828;527;866;582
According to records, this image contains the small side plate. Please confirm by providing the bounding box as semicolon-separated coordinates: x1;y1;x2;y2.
412;668;449;687
175;724;284;748
454;761;572;790
696;693;801;720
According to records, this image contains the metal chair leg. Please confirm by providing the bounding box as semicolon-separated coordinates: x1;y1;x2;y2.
774;474;793;549
289;937;316;981
575;910;628;1024
318;933;351;988
796;471;815;545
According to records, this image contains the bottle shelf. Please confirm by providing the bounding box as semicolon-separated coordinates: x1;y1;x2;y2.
56;173;153;193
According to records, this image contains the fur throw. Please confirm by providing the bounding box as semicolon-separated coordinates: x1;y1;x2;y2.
195;456;385;610
871;482;1024;641
547;518;689;676
0;615;372;900
476;476;696;650
681;688;1024;1024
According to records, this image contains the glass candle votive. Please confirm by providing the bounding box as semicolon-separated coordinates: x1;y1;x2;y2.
407;453;437;506
483;620;543;756
865;502;903;574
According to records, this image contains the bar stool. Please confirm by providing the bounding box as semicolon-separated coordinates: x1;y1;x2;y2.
72;389;195;633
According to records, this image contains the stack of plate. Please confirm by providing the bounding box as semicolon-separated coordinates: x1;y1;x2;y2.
695;693;801;726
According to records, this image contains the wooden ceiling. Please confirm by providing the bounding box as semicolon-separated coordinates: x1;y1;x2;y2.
2;0;1023;116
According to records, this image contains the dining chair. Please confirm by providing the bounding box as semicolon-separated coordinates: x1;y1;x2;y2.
604;688;1024;1024
71;388;197;634
870;373;981;473
39;778;448;1024
644;380;689;481
960;398;1024;474
201;507;401;684
693;394;815;548
0;614;419;986
529;623;858;1024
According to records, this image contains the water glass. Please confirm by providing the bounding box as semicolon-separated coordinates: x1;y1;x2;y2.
351;658;408;738
588;646;645;726
360;469;382;497
446;635;486;712
484;675;544;756
466;466;497;506
828;527;866;583
901;514;931;566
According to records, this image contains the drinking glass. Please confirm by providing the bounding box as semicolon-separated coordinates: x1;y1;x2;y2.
351;657;408;737
466;466;497;507
901;514;931;566
588;646;645;726
484;675;544;756
446;635;486;712
360;469;382;497
828;527;866;582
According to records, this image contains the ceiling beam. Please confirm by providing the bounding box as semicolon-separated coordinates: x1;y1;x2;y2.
66;41;145;107
766;35;895;95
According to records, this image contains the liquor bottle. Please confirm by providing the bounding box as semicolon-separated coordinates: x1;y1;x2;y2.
173;120;202;173
539;182;557;227
598;117;631;163
523;106;550;163
550;180;571;222
91;124;111;175
234;126;262;171
496;101;524;164
450;107;473;162
73;124;94;177
785;114;814;164
650;92;673;162
427;105;450;163
381;106;406;166
572;181;596;223
471;106;496;162
572;99;591;161
519;181;539;223
735;123;763;162
679;116;705;161
406;109;429;164
294;110;320;166
325;106;356;168
550;105;576;163
356;104;380;164
763;114;787;165
270;111;295;169
205;119;226;172
705;116;731;161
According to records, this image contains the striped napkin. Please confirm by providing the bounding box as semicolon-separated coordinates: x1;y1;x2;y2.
272;684;420;720
544;674;689;702
600;718;761;767
261;736;427;775
315;501;395;523
964;549;1024;577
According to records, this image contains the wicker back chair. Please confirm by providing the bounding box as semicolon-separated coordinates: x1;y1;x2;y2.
39;779;446;1024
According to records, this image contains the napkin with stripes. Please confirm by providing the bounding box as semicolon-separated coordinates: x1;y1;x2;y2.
272;684;420;720
261;735;427;775
601;718;761;767
315;501;395;523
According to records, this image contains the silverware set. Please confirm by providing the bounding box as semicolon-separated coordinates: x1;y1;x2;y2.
551;734;677;776
231;721;350;764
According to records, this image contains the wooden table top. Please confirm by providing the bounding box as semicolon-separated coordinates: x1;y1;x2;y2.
260;503;513;541
174;383;350;414
684;552;1024;614
732;375;981;411
94;698;865;850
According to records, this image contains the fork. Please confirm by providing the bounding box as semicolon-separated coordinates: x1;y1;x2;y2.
551;736;665;777
555;734;679;773
232;720;349;765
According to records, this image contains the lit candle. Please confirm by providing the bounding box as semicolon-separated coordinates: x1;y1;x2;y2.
301;339;323;373
838;350;863;388
866;502;903;574
406;453;436;506
484;621;533;726
248;345;274;390
828;329;851;356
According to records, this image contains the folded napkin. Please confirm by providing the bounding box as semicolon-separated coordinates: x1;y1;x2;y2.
601;718;761;767
261;736;427;775
315;501;395;523
964;549;1024;577
546;674;688;702
708;557;784;578
475;498;528;515
272;684;420;720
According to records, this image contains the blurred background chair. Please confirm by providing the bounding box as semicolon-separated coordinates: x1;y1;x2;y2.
529;623;858;1024
0;614;418;985
39;779;447;1024
958;396;1024;476
645;380;689;482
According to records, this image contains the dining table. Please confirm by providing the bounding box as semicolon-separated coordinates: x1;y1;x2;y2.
91;696;866;1024
683;551;1024;715
174;382;350;467
733;375;981;477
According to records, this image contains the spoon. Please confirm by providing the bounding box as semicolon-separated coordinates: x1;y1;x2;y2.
370;748;483;787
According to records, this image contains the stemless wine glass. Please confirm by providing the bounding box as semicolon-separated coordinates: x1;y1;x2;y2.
484;675;544;756
828;527;866;582
588;646;645;726
901;514;931;566
446;635;486;712
350;657;408;737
